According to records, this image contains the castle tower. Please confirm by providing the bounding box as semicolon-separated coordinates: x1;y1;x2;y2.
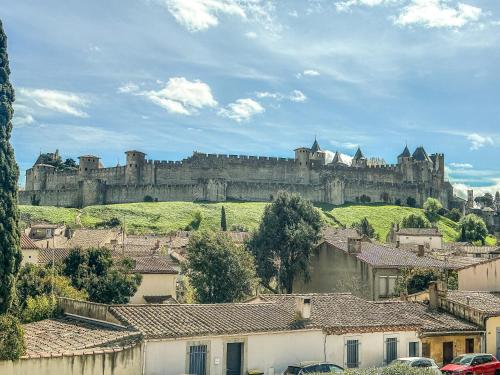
32;164;55;190
125;150;146;184
467;190;474;209
78;155;101;177
308;138;326;166
397;145;411;165
294;146;312;183
351;147;367;168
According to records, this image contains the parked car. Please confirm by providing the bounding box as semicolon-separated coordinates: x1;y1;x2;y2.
283;362;344;374
441;353;500;375
390;357;441;374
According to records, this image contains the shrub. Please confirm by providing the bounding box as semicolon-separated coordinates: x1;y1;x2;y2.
401;213;431;229
143;195;154;202
423;198;443;222
21;295;58;323
406;197;417;207
445;208;462;222
459;214;489;244
359;195;371;203
0;314;26;360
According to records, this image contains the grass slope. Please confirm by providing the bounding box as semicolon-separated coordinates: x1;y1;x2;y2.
19;202;467;243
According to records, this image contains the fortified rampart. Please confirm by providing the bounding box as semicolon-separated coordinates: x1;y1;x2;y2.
20;141;453;208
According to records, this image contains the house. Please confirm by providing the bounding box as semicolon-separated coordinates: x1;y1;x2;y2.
0;314;142;375
428;282;500;358
293;228;455;301
395;227;443;250
457;256;500;292
445;243;500;259
20;233;40;266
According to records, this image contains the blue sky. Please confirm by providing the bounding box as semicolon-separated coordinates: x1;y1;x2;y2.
2;0;499;196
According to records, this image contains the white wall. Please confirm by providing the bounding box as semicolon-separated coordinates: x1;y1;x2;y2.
129;273;177;304
459;258;500;291
143;329;420;375
397;234;443;250
21;249;39;266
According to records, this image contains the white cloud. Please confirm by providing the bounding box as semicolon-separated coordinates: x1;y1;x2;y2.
303;69;320;77
335;0;399;12
117;82;140;94
449;162;473;169
144;77;218;115
467;133;494;150
18;88;89;118
395;0;483;29
218;98;264;122
453;181;500;199
256;90;307;103
245;31;258;39
158;0;246;32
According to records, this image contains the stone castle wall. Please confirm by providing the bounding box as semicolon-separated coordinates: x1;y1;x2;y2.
20;149;452;208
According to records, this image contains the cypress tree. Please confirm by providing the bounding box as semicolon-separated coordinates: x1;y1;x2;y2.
220;206;227;231
0;20;22;314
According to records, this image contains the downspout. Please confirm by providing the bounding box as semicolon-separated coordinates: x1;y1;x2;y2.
323;332;328;362
142;340;147;375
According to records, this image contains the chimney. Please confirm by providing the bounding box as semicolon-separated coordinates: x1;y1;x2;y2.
295;296;312;320
417;245;425;257
428;281;444;310
396;240;400;248
65;227;73;239
347;237;362;254
154;239;160;250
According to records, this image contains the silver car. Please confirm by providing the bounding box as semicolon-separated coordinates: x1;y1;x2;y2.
390;357;441;374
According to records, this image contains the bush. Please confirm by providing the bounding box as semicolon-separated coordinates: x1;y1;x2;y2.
459;214;489;244
359;195;371;203
351;217;377;239
406;197;417;207
401;213;431;229
445;208;462;222
423;198;443;222
342;364;438;374
394;198;402;206
143;195;154;202
185;210;204;231
0;314;26;360
22;295;58;323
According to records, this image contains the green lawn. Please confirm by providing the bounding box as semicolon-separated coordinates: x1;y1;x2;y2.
19;202;467;243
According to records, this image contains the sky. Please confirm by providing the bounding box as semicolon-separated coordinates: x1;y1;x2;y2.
1;0;500;197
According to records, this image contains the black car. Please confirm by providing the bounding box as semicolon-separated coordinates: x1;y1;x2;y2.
283;362;344;374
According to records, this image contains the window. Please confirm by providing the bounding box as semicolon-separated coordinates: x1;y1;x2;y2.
409;341;419;357
188;345;207;375
422;343;431;358
379;276;398;297
346;339;360;368
466;338;474;353
385;337;398;364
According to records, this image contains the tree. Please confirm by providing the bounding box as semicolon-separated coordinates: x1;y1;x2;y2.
445;208;462;223
62;248;142;304
184;231;257;303
351;217;377;239
396;268;439;295
423;197;443;222
401;213;431;229
220;206;227;231
247;191;323;294
406;197;417;207
0;20;21;314
458;214;488;245
475;193;494;208
0;314;25;360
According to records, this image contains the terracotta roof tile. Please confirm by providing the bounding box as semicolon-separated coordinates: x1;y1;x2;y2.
21;233;39;249
446;291;500;315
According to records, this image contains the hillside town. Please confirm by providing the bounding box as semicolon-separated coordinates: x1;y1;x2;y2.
2;1;500;375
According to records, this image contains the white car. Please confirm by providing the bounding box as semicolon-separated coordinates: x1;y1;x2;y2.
390;357;441;374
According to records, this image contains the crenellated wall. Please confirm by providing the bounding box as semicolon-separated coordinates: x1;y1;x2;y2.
21;149;452;208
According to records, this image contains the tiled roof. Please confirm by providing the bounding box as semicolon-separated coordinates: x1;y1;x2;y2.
38;248;71;265
21;233;39;249
376;301;481;334
444;244;500;255
65;229;121;249
396;228;442;237
30;223;60;229
110;293;420;339
322;229;454;269
446;291;500;315
22;317;141;357
131;256;178;274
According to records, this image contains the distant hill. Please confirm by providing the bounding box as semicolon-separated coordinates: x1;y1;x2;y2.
19;202;468;243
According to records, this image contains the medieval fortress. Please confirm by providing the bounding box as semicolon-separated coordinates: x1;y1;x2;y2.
20;140;453;208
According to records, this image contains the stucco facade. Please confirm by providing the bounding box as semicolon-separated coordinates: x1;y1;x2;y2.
129;273;177;304
20;142;452;208
143;329;420;375
458;258;500;291
396;233;443;250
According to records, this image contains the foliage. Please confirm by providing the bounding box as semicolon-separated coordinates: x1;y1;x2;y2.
62;248;142;304
230;223;249;232
380;192;390;203
95;216;121;228
220;206;227;231
406;197;417;207
0;20;22;313
445;208;462;222
423;198;443;222
248;191;323;294
184;210;204;231
143;195;154;202
401;213;431;229
351;217;377;239
15;264;87;322
459;214;488;245
0;314;25;360
184;231;257;303
396;268;439;295
475;193;494;208
359;195;371;203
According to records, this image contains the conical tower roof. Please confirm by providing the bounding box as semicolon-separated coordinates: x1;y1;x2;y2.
398;145;411;158
412;146;431;162
353;147;365;160
332;151;343;164
311;138;321;153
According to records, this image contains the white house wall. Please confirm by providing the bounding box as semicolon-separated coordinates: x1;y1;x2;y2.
143;329;420;375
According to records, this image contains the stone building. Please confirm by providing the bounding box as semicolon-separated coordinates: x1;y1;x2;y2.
20;140;453;208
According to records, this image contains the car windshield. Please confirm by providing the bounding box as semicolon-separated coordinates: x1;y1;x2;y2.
284;367;301;375
451;355;474;365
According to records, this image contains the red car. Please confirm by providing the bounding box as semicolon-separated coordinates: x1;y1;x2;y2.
441;354;500;375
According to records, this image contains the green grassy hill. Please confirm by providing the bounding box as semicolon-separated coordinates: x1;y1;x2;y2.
19;202;467;243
